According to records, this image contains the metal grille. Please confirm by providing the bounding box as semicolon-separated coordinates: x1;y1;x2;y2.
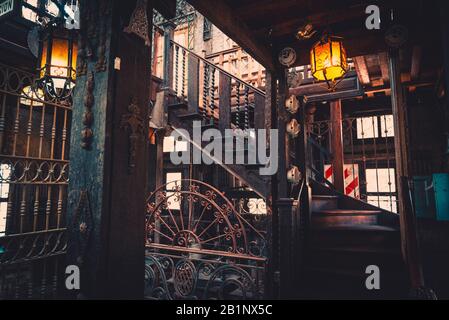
307;115;398;213
145;179;267;300
0;63;70;299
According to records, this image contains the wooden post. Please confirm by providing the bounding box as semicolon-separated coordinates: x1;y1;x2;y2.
66;0;154;299
265;71;277;299
330;100;345;193
162;22;175;89
440;0;449;170
388;49;425;290
274;68;294;299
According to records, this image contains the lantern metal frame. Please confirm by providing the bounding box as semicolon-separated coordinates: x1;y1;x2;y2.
34;19;77;101
20;1;78;101
310;34;348;91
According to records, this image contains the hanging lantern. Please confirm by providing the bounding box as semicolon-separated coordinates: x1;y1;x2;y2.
35;23;77;100
310;35;348;90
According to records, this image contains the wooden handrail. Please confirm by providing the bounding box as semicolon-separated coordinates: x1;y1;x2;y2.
170;40;266;96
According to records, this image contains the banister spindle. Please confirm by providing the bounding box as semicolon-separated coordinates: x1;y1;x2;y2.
210;66;215;124
175;45;180;95
181;49;186;98
235;82;241;129
202;63;210;121
244;85;249;130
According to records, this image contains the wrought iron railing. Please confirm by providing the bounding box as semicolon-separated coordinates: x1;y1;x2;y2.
169;41;265;130
0;63;70;299
307;115;398;212
145;179;267;299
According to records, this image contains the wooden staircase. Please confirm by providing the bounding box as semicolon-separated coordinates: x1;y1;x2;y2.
158;40;270;199
297;180;409;299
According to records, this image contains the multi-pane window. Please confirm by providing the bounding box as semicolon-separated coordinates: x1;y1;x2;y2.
0;164;11;235
163;136;188;153
203;18;212;41
356;114;394;139
166;172;182;210
366;168;397;213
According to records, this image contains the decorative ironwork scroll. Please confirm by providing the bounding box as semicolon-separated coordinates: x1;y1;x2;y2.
71;190;93;265
120;98;144;173
145;179;267;300
125;0;151;46
0;62;71;299
81;72;94;150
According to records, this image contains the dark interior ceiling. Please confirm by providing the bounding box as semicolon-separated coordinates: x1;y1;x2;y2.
188;0;443;73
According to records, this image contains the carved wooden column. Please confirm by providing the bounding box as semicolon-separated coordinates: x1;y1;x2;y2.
66;0;154;299
330;99;345;193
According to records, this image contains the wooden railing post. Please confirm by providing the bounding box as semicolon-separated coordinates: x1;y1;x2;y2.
162;22;175;89
389;48;425;292
187;54;200;113
330;99;345;193
218;73;231;132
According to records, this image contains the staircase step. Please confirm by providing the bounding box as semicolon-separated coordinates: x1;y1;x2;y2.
168;102;188;110
312;209;382;227
177;112;204;120
298;265;408;299
307;246;404;271
201;122;218;130
309;225;400;248
315;209;382;215
311;195;339;211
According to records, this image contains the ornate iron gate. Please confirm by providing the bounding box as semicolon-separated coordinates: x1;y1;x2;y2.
145;179;267;300
0;63;70;299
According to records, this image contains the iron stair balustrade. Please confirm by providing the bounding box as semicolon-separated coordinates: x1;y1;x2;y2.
168;40;264;130
306;115;398;213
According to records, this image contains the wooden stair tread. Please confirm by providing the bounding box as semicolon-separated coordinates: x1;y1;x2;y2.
177;112;204;120
312;195;339;199
311;224;397;232
310;245;400;255
314;209;382;215
168;102;188;110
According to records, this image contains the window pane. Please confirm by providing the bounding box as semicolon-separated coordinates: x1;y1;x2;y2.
357;116;378;139
366;168;396;193
166;172;182;210
0;202;7;235
380;114;395;137
248;198;267;215
368;195;397;213
163;136;175;153
175;140;188;152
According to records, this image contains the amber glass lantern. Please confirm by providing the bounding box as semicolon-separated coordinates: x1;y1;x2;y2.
36;24;77;99
310;35;348;90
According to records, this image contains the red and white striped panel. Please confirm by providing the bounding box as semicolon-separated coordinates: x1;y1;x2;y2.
324;164;360;199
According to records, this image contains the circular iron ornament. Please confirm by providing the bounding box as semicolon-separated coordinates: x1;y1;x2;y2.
146;179;266;256
278;47;297;67
174;260;197;297
385;25;408;48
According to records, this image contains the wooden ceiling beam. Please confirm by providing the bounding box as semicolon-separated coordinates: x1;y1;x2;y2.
354;56;371;86
378;52;390;84
154;0;177;19
251;4;368;39
187;0;275;71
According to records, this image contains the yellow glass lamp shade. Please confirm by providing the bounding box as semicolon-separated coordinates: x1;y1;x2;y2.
39;29;77;89
310;36;348;83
